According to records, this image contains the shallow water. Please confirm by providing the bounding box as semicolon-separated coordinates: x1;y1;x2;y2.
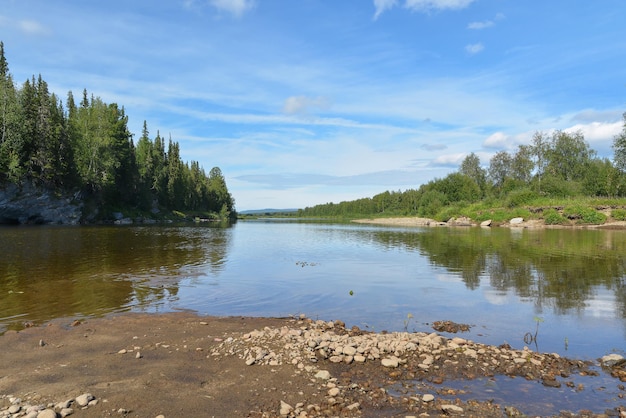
1;220;625;413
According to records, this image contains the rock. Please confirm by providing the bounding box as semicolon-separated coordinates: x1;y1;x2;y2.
328;387;340;397
315;370;331;380
60;408;74;417
422;394;435;402
381;357;399;368
36;410;59;418
0;182;82;225
509;217;524;225
601;353;625;367
343;346;357;356
480;219;492;227
75;393;95;407
8;405;21;414
279;400;293;416
441;404;464;413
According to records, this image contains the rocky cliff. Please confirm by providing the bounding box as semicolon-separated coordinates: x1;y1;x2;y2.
0;182;83;225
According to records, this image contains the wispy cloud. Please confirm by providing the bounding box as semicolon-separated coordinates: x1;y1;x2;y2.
195;0;256;17
373;0;398;20
467;13;504;30
283;96;331;115
404;0;475;12
465;42;484;55
373;0;475;18
0;15;50;36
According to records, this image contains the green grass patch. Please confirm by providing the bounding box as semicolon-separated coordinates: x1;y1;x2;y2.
563;205;606;224
612;208;626;221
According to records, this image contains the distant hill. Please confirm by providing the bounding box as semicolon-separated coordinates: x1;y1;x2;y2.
239;208;299;215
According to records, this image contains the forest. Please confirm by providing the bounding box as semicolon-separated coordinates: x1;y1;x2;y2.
299;115;626;221
0;42;235;221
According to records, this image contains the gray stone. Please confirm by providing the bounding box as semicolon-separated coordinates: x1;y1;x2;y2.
75;393;94;407
36;410;58;418
314;370;331;380
279;400;293;416
509;217;524;225
422;394;435;402
0;183;82;225
601;353;624;367
441;404;464;413
381;357;399;368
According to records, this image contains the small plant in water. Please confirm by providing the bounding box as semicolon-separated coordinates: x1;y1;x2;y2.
524;316;544;346
403;313;413;332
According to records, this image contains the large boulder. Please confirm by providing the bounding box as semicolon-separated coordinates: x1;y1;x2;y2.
0;182;83;225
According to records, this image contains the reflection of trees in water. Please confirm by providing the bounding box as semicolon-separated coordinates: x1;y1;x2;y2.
368;227;626;319
0;224;233;330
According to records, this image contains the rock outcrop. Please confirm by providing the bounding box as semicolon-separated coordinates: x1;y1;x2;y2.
0;182;83;225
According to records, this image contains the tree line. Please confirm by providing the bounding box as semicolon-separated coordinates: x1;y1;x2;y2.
0;42;235;219
299;115;626;218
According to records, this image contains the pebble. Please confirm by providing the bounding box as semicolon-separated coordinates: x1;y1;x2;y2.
422;394;434;402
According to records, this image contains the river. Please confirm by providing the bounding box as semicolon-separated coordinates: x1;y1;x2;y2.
1;220;624;362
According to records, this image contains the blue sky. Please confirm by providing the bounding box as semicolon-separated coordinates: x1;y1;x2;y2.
2;0;626;211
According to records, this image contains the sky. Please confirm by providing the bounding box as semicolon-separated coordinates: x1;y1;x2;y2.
2;0;626;211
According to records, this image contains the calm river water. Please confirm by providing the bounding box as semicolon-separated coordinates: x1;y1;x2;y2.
1;219;624;360
2;220;625;414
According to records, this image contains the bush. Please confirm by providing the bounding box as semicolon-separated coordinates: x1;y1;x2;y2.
612;208;626;221
506;188;538;208
543;208;567;225
563;205;606;224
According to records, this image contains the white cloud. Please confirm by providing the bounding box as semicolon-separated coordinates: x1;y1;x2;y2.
283;96;331;115
465;43;484;55
483;132;509;149
404;0;475;12
373;0;398;20
209;0;255;17
468;20;494;30
373;0;474;18
19;20;47;35
468;13;505;29
564;121;622;143
433;153;465;167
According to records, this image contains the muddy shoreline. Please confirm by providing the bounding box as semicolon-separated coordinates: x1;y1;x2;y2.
1;312;624;417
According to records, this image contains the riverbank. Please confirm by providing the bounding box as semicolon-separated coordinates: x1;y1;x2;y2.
1;312;624;417
352;216;626;229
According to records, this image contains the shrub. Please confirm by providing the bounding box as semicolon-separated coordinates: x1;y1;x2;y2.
612;208;626;221
563;205;606;224
506;188;538;208
543;208;567;225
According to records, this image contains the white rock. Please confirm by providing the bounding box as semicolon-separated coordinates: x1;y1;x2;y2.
328;387;340;397
8;405;21;414
422;394;435;402
75;393;94;407
601;353;624;367
381;357;399;368
315;370;331;380
343;346;357;356
510;217;524;225
60;408;74;417
279;400;293;416
36;410;58;418
441;404;464;413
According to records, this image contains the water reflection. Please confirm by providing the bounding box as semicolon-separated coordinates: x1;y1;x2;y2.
364;227;626;321
0;223;233;332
